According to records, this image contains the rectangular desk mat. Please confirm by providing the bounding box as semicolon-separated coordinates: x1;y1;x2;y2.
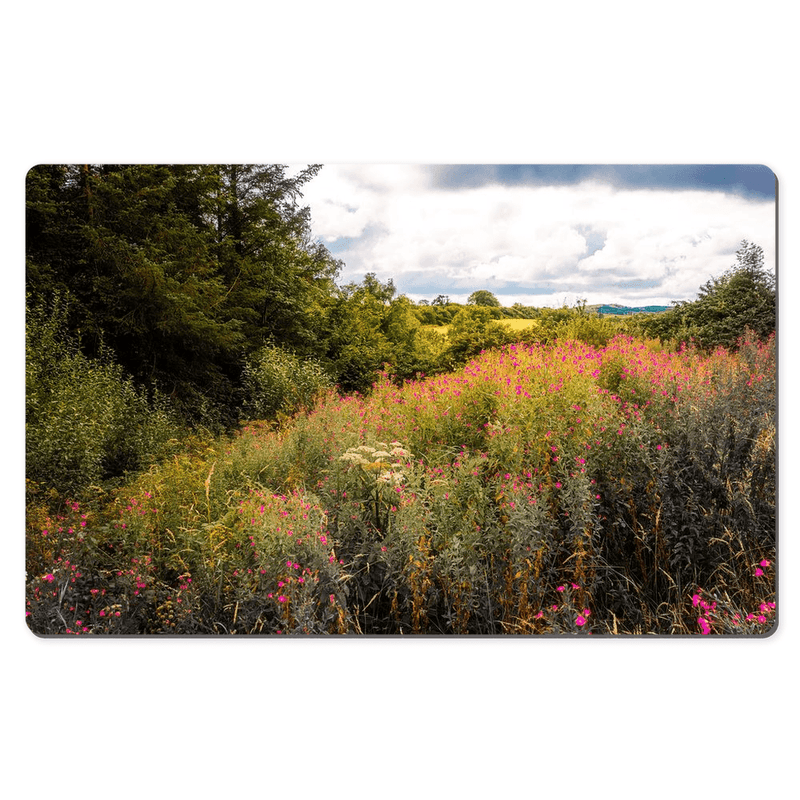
25;164;777;636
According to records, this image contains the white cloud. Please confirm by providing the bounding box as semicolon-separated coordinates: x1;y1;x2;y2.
300;166;775;307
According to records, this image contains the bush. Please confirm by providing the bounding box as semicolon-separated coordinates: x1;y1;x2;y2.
630;241;775;350
26;293;178;499
242;343;333;420
441;306;514;368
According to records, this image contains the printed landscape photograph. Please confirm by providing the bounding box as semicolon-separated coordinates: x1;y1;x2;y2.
25;164;777;636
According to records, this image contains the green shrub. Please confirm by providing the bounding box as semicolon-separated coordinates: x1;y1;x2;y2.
26;293;178;499
441;306;514;368
242;343;333;420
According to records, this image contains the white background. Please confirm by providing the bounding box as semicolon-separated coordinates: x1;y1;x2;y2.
3;2;795;797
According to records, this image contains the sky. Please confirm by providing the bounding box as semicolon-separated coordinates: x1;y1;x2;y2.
296;165;776;308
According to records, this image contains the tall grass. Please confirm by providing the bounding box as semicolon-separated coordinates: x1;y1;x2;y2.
26;331;776;635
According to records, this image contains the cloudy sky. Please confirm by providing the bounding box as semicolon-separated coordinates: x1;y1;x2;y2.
296;165;776;308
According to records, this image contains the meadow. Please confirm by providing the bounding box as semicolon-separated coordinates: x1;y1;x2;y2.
424;317;539;338
25;330;776;636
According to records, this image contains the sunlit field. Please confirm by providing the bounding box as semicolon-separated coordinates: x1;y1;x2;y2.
423;318;539;338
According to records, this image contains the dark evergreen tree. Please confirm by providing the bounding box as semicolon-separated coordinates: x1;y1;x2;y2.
210;165;340;357
26;164;341;426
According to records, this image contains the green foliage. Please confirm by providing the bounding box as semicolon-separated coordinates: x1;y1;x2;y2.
631;240;775;350
441;306;514;368
242;343;333;420
26;164;341;427
414;304;439;325
319;276;434;390
544;312;623;348
411;326;449;375
26;293;179;499
468;289;501;307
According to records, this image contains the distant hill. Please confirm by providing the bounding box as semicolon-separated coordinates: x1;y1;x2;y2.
596;304;670;316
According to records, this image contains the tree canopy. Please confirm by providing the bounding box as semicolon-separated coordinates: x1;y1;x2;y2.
467;289;501;307
631;240;775;349
26;164;342;426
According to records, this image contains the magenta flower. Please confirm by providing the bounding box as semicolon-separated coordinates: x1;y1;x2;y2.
575;615;586;627
698;617;711;635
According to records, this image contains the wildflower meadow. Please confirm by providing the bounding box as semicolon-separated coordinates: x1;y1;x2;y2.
26;330;776;635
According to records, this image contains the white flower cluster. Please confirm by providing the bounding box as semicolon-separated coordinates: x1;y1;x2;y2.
376;469;405;486
338;441;411;486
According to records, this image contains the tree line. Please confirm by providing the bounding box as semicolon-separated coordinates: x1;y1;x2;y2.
24;165;575;426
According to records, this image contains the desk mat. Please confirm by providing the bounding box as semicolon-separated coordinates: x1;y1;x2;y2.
25;164;777;636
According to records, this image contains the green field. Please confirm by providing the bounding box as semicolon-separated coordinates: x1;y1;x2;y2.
423;318;539;337
500;318;540;332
